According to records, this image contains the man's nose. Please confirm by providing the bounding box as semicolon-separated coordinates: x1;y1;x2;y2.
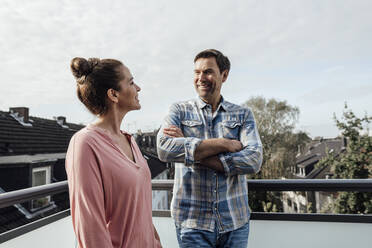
198;72;207;82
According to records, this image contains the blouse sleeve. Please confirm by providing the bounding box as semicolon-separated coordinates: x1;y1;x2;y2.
66;135;113;248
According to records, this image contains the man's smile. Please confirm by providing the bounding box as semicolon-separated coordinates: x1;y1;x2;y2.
197;82;212;90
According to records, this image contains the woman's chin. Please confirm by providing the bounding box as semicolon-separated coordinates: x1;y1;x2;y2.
126;104;141;112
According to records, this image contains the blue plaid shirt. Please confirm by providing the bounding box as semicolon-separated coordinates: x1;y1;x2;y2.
157;97;262;233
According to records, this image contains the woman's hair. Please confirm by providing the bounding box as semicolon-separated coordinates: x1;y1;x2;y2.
70;57;124;115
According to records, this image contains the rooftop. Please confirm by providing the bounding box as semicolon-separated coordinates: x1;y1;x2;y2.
0;108;84;156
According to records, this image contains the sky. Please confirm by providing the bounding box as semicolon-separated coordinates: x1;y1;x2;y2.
1;0;371;137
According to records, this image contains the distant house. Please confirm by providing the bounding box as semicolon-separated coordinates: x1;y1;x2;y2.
0;107;84;233
282;137;346;214
294;137;346;179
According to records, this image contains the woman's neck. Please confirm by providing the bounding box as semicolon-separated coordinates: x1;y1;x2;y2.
93;108;127;136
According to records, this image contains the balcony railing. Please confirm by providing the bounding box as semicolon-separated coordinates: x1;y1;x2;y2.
1;179;372;245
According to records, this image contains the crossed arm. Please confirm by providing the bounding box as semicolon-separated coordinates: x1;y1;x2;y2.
156;103;263;175
162;126;242;172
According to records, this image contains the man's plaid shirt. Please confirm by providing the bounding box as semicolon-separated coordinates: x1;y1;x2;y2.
157;97;263;233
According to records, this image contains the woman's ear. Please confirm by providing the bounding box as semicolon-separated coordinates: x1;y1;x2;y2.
107;88;119;103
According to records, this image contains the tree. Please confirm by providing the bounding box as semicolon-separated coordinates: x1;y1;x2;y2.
317;104;372;214
244;96;300;136
243;96;310;179
243;96;310;212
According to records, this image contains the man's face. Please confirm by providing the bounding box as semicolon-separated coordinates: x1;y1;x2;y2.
193;57;228;103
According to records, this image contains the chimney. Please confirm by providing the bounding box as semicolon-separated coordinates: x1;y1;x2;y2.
9;107;29;122
57;116;66;125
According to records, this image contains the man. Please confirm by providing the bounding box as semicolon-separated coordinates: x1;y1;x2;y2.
157;49;262;248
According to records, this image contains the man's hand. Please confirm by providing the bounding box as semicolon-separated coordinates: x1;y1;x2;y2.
163;125;184;138
224;139;243;153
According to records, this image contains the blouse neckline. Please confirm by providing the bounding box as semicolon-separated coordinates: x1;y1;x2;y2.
86;124;140;168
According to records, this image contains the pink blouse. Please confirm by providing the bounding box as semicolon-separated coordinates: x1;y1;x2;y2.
65;125;161;248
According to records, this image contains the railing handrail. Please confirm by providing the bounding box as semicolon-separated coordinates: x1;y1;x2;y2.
244;178;372;191
0;181;68;208
1;179;372;209
151;179;372;191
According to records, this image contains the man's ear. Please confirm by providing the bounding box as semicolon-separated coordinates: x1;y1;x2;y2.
221;70;229;82
107;89;119;103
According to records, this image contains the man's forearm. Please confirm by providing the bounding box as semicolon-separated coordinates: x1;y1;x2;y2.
194;137;243;161
194;138;228;161
198;155;224;172
160;125;243;167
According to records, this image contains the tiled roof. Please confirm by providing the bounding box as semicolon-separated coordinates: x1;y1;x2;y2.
0;110;84;156
296;138;345;167
295;137;345;178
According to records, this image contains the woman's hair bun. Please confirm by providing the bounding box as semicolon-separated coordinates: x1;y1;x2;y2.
70;57;100;81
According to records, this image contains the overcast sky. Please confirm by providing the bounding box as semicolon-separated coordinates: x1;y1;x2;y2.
1;0;371;137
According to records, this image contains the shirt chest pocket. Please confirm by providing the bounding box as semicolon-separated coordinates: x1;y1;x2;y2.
181;120;203;137
221;120;241;139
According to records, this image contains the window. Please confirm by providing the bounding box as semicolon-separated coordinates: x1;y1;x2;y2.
31;166;51;210
300;168;306;176
325;173;333;179
287;199;292;207
300;203;307;213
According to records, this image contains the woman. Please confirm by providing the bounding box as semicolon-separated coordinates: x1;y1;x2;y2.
66;57;161;248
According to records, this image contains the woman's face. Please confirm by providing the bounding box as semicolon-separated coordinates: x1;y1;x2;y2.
115;65;141;112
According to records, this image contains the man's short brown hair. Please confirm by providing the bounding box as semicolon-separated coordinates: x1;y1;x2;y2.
194;49;230;73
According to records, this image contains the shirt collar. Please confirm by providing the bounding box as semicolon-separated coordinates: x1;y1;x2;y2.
196;97;208;109
219;96;228;111
196;95;228;111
